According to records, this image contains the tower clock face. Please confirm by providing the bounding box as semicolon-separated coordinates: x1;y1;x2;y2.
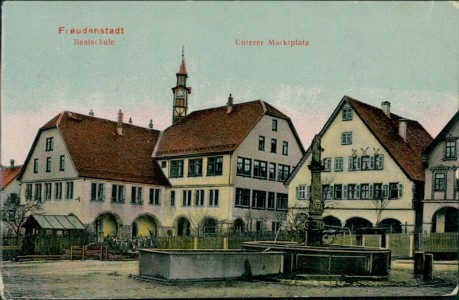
176;88;185;97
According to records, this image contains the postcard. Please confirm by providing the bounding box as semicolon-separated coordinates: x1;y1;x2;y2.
1;1;458;298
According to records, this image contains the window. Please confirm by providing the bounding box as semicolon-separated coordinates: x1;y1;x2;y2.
195;190;205;206
323;158;331;172
25;184;33;200
323;185;333;200
375;154;384;170
252;190;266;209
209;190;219;206
44;183;52;200
46;157;51;173
282;141;289;156
170;160;184;178
276;193;288;211
271;139;277;153
296;185;309;200
272;119;278;131
45;137;54;151
347;184;358;199
253;160;267;179
170;190;176;206
348;156;360;171
434;173;446;191
341;132;352;145
131;187;143;204
111;184;125;203
445;141;457;159
91;183;104;201
361;156;370;170
235;188;250;207
188;158;203;177
161;161;167;168
360;184;370;199
34;184;42;202
334;184;343;200
277;164;290;182
389;182;403;199
373;183;383;199
65;182;74;200
267;192;275;210
258;136;265;151
34;159;38;174
342;107;353;121
182;190;192;206
334;157;343;172
59;155;65;171
237;157;252;177
207;156;223;176
149;189;161;205
269;163;276;181
55;182;62;200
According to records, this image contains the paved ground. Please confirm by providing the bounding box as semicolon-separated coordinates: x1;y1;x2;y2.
1;259;457;298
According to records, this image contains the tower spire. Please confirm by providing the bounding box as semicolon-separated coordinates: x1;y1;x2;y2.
178;46;188;75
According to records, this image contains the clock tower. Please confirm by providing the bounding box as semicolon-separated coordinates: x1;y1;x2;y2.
172;47;191;123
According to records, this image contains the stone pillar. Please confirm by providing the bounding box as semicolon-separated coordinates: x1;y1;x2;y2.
424;253;434;280
414;251;425;274
306;135;325;246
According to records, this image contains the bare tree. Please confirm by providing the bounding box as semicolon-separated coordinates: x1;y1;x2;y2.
371;197;391;228
1;194;43;237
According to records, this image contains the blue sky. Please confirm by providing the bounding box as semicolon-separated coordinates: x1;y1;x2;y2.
2;1;458;165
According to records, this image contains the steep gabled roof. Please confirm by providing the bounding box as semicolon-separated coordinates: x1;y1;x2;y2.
422;110;459;156
156;100;304;158
1;165;23;190
286;96;433;185
19;112;170;186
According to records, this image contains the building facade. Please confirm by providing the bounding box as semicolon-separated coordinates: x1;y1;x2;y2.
16;53;305;239
18;111;170;241
1;160;23;236
286;96;433;233
422;111;459;233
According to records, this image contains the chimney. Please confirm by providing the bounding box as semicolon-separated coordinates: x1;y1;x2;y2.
398;119;408;142
149;119;154;129
10;159;14;169
117;109;123;135
128;117;133;125
89;109;94;117
227;94;234;114
381;101;391;117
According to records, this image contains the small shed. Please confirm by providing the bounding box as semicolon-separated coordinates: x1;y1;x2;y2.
23;214;85;234
22;215;87;255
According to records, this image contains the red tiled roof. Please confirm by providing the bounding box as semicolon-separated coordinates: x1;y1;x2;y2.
286;96;433;186
346;96;433;181
422;110;459;156
2;166;22;190
156;100;299;157
21;112;170;186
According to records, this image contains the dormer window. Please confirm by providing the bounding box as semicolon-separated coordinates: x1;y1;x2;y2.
445;140;457;159
46;137;54;151
342;107;353;121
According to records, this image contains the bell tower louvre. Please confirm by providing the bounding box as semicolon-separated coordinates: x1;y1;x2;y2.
171;47;191;123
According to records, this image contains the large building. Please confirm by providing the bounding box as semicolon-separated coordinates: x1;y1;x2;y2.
421;111;459;233
16;53;305;239
17;110;170;241
286;96;433;233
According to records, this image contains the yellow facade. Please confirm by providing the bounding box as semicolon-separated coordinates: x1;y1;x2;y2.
288;102;416;230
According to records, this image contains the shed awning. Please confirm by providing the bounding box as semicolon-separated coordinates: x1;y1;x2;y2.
25;215;85;230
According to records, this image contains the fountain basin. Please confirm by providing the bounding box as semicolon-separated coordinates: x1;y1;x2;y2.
243;241;391;276
139;249;284;281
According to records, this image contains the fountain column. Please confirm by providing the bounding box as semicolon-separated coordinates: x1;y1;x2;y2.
306;135;325;246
